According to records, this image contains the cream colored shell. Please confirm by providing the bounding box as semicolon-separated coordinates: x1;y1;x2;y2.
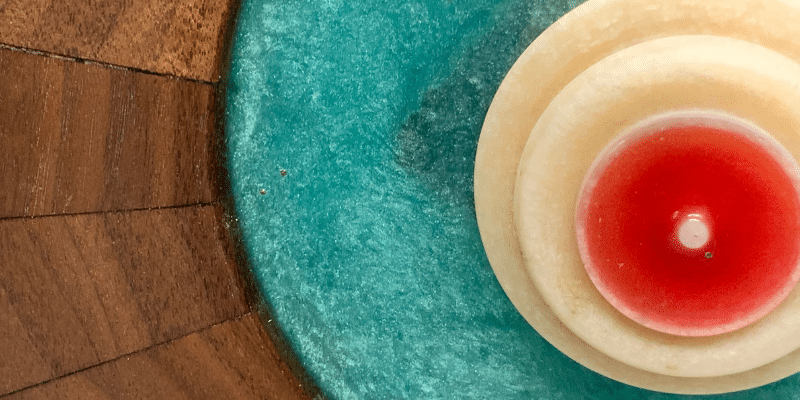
475;0;800;394
516;35;800;377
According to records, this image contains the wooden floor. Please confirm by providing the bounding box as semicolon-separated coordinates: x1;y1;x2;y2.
0;1;313;399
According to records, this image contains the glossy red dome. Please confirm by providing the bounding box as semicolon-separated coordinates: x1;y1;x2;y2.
577;122;800;336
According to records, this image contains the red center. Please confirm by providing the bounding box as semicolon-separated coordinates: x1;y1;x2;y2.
577;123;800;336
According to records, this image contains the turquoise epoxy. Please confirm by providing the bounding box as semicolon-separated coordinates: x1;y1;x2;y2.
224;0;800;398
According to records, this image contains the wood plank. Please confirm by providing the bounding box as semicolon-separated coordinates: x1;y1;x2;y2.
0;205;249;395
3;314;312;400
0;0;234;82
0;46;217;218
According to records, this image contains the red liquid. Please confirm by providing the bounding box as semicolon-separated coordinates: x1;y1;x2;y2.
578;125;800;336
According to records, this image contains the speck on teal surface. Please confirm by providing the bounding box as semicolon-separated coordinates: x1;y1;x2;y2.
223;0;800;398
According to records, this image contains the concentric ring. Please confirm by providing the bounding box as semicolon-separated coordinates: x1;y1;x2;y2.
475;0;800;393
573;109;800;337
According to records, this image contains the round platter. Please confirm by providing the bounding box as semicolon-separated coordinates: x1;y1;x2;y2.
224;0;800;398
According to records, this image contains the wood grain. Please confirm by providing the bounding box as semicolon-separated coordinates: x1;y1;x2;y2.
0;46;217;218
0;205;249;394
0;0;319;398
0;0;233;82
3;314;310;400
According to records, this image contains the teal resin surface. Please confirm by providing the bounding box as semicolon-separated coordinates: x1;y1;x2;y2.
224;0;800;398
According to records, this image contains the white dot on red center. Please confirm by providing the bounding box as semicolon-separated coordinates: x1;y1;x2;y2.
677;215;710;250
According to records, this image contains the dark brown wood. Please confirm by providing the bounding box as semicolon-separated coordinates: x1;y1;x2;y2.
0;0;319;398
0;46;217;218
3;314;310;400
0;205;249;395
0;0;233;82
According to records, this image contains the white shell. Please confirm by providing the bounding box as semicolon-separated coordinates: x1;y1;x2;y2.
475;0;800;393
